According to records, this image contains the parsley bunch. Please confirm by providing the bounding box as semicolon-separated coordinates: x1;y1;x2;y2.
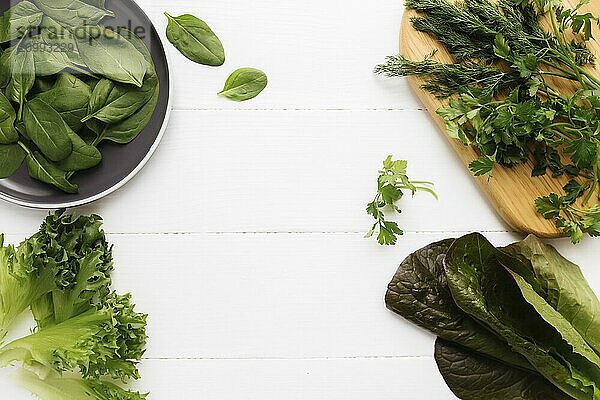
366;156;437;245
377;0;600;243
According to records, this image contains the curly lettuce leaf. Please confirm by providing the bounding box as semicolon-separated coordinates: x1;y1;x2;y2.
385;239;532;370
434;338;571;400
505;235;600;355
24;210;113;328
444;233;600;400
0;235;57;340
0;293;147;381
17;370;147;400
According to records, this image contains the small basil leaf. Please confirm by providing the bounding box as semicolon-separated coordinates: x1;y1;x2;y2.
24;98;73;162
0;1;43;43
6;46;35;120
74;26;147;87
84;74;156;124
164;12;225;66
33;0;113;28
434;339;571;400
57;132;101;171
219;68;268;102
0;144;26;178
0;91;18;144
26;151;78;193
35;74;91;132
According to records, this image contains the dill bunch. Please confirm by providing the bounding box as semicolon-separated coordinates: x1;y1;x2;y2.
377;0;600;243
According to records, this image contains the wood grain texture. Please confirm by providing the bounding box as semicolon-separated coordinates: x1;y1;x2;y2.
400;0;600;238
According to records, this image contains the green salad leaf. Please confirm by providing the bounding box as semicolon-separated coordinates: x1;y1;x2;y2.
434;338;571;400
386;239;532;370
219;68;268;102
164;12;225;66
444;233;600;400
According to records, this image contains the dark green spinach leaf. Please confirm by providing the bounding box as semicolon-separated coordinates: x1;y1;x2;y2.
164;12;225;66
0;1;43;43
23;97;73;161
26;151;77;193
0;143;26;178
6;45;35;119
0;92;18;144
74;26;147;87
57;132;101;171
35;74;91;132
33;0;113;27
219;68;268;102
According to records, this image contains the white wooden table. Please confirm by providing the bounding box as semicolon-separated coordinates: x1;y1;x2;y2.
2;0;600;398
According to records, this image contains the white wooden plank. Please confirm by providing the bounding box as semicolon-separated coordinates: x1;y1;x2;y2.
0;110;508;234
132;0;420;110
3;232;598;360
0;358;456;400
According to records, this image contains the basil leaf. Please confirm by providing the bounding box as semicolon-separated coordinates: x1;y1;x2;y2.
444;233;600;400
0;1;43;43
32;0;113;28
35;74;91;132
24;98;73;162
0;92;18;144
505;235;600;355
434;338;571;400
74;26;147;87
85;73;156;124
6;46;35;120
0;144;26;178
219;68;268;102
57;132;101;171
26;151;78;193
386;239;533;370
164;13;225;66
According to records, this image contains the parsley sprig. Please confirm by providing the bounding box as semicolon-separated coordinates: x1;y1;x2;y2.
366;157;437;245
377;0;600;243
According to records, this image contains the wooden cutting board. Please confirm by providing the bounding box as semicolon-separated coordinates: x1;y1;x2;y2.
400;0;600;238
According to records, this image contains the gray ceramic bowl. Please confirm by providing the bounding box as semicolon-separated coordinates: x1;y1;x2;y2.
0;0;172;208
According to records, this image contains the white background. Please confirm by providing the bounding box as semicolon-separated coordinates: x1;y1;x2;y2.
2;0;600;398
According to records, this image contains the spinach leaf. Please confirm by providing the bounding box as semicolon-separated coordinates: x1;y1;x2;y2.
6;46;35;120
0;1;43;43
505;235;600;356
100;83;158;144
386;239;532;370
434;338;571;400
0;92;18;144
23;98;73;162
35;74;91;132
0;144;26;178
0;49;12;88
98;28;159;144
27;36;72;76
444;233;600;400
164;13;225;66
26;151;78;193
74;26;147;87
32;0;113;28
83;75;154;124
39;16;82;65
57;132;101;171
219;68;268;102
